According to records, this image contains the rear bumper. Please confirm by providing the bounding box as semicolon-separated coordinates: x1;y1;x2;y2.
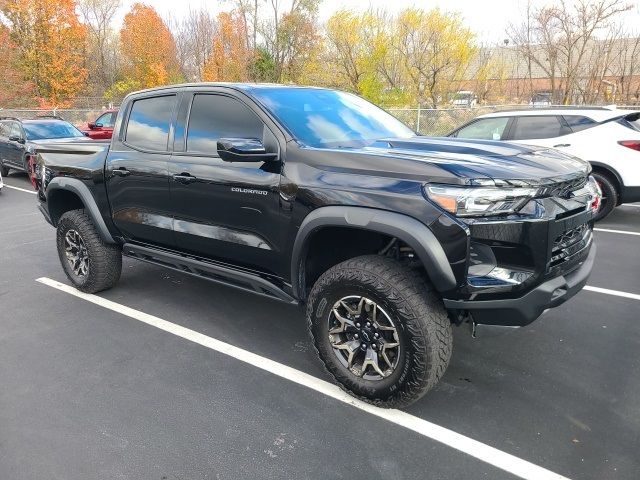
443;243;596;327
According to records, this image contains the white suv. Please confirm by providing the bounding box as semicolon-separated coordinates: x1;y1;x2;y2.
449;107;640;220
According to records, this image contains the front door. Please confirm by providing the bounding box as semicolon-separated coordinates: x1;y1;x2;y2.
89;111;116;140
106;94;177;249
168;92;286;277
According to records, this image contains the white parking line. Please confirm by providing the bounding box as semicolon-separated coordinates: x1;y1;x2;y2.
594;228;640;236
620;203;640;209
36;276;569;480
585;286;640;301
4;184;37;195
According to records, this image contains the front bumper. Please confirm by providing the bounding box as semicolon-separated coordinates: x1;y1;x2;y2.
443;243;595;326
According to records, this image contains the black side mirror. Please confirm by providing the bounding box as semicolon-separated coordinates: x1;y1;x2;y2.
9;135;25;144
88;122;96;129
217;138;278;163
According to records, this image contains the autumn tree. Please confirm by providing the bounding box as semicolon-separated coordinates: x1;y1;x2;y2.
203;11;251;82
0;24;35;107
117;3;181;93
78;0;122;97
171;8;218;81
259;0;321;82
393;8;475;108
1;0;88;106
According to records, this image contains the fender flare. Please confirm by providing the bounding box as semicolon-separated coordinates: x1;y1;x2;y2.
291;206;457;299
46;177;116;244
589;161;624;188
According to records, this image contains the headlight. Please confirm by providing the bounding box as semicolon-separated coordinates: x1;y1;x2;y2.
424;184;538;217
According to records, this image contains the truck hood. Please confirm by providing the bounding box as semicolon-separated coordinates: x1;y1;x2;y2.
307;137;590;186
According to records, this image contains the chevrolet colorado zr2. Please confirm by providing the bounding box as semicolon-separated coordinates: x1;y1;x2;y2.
33;84;601;407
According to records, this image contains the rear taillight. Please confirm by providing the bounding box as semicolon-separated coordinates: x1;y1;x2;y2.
618;140;640;152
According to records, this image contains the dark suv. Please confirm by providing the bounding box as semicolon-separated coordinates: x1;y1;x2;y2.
0;117;88;182
34;84;600;407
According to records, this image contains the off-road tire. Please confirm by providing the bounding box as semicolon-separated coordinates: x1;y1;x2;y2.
592;171;618;221
56;209;122;293
307;255;453;408
0;163;9;177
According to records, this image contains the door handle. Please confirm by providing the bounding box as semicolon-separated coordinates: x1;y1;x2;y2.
112;167;130;177
553;143;571;148
173;173;197;184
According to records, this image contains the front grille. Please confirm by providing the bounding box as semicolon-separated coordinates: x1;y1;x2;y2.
539;176;588;198
547;223;592;275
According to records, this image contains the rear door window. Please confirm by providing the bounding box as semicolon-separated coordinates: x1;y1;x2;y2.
510;116;566;140
125;95;176;151
186;94;265;154
454;117;511;140
563;115;596;132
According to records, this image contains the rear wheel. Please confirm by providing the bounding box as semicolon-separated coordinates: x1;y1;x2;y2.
307;255;453;408
56;209;122;293
592;171;618;221
0;162;9;177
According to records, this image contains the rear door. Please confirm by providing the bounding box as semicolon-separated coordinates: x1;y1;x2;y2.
105;94;177;248
506;115;570;146
168;90;286;277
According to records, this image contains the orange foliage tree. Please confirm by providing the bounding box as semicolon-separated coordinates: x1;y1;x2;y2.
0;0;88;107
203;11;252;82
119;3;182;90
0;25;35;107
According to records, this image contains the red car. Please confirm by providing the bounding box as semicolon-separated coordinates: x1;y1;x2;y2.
79;109;118;140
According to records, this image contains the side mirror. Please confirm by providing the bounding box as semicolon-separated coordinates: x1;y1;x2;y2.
217;138;278;163
9;135;25;144
88;122;96;129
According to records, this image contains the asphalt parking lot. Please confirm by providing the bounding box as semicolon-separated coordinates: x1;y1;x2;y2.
1;173;639;480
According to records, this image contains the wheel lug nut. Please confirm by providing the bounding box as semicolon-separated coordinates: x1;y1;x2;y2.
372;344;377;349
374;333;379;338
366;322;371;327
354;334;359;339
356;322;361;328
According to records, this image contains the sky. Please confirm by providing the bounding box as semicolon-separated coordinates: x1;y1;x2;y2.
120;0;640;42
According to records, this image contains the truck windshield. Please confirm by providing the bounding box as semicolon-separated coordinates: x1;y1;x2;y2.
252;88;415;148
23;121;85;140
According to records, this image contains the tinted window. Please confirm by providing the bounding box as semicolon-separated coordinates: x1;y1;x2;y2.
455;117;510;140
22;121;83;140
251;88;415;148
10;123;22;139
511;116;565;140
563;115;595;132
126;96;176;151
96;111;116;127
187;94;264;154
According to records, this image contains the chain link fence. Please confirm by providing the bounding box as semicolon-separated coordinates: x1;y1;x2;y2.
387;105;533;136
0;108;107;126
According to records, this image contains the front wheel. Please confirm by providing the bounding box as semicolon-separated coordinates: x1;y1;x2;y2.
0;162;9;177
307;255;453;408
56;209;122;293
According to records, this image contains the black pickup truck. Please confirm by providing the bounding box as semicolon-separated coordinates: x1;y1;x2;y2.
34;84;600;407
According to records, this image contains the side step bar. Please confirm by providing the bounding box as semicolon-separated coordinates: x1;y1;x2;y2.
122;243;298;305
